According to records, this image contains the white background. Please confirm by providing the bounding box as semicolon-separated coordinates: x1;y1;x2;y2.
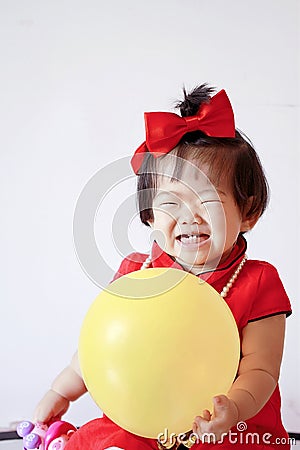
0;0;299;435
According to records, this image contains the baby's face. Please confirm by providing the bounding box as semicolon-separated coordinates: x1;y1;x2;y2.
148;161;249;272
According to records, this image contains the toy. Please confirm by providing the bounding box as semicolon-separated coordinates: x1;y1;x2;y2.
17;420;76;450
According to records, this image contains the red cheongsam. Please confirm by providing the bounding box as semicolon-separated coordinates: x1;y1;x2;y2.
65;236;292;450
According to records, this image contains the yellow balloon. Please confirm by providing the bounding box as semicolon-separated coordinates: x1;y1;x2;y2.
79;268;240;439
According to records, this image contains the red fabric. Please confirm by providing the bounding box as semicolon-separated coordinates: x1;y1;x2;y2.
66;416;158;449
130;89;235;174
66;236;292;450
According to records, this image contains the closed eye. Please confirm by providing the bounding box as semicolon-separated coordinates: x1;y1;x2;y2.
201;200;223;204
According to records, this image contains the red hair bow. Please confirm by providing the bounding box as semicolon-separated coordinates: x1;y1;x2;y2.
130;89;235;174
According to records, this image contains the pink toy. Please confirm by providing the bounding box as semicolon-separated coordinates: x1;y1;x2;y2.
44;421;76;450
17;420;76;450
17;422;48;449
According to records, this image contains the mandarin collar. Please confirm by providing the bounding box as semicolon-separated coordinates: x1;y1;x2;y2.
151;234;247;280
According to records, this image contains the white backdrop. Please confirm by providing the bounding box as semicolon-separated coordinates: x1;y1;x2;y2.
0;0;299;434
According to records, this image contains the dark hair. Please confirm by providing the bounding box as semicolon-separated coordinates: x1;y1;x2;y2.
137;84;269;226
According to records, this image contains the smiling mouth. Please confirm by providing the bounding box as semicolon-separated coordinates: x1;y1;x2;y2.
176;233;210;245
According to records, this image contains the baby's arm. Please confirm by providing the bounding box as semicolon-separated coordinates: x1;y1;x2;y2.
193;314;286;440
227;314;285;419
33;352;87;424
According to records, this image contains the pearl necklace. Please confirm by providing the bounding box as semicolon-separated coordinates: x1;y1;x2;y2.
140;254;248;299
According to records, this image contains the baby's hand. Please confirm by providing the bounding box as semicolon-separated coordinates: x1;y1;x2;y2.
193;395;239;443
33;389;70;424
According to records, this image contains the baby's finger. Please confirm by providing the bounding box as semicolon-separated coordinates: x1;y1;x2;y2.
32;411;49;424
202;409;211;421
213;395;229;417
192;415;207;435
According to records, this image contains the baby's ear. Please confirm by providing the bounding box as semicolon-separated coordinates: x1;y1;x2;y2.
240;197;260;232
240;216;259;232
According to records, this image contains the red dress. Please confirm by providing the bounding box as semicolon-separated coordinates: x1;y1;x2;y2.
66;236;292;450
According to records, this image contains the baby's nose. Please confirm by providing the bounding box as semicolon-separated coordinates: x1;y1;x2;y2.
179;205;203;224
